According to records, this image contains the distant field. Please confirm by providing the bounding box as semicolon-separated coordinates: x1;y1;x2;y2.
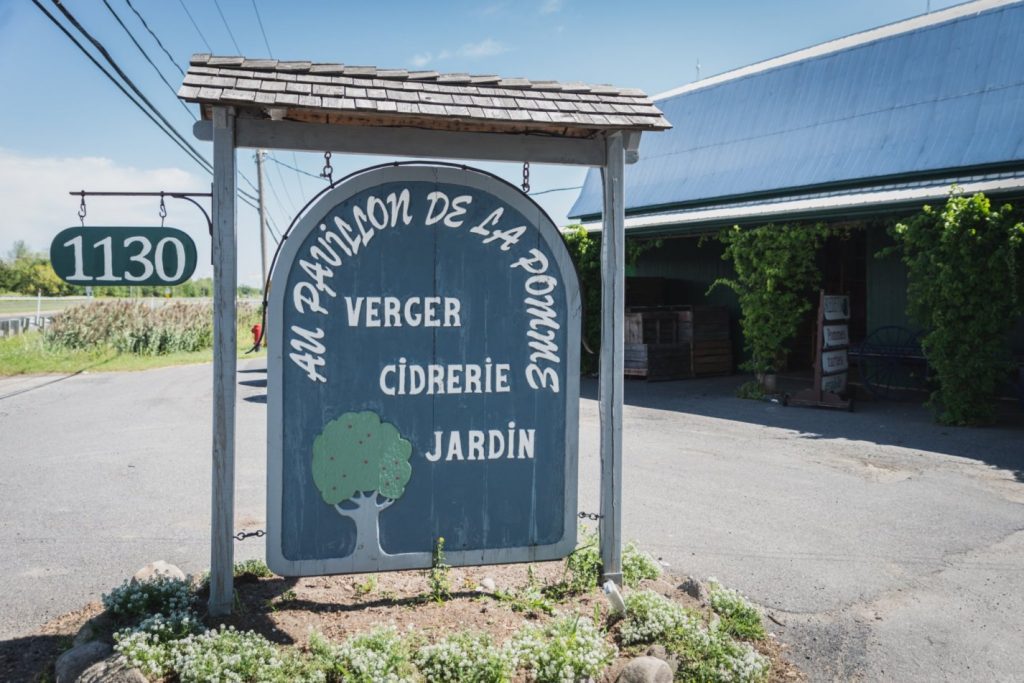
0;297;90;316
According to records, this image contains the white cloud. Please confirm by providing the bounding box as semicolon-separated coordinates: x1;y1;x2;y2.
409;38;508;68
540;0;564;14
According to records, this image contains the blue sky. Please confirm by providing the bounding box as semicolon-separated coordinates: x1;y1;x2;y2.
0;0;964;285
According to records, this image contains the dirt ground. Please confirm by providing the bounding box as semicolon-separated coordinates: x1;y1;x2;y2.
4;561;804;682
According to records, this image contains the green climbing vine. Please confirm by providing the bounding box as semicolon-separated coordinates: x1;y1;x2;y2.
886;191;1024;425
709;223;833;379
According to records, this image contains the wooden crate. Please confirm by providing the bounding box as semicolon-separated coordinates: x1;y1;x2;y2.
677;306;730;342
692;339;733;376
625;311;683;344
624;343;693;381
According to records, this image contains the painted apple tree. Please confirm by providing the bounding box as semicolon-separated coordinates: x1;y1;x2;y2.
311;411;413;558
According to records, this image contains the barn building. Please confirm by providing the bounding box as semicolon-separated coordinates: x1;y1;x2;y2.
569;0;1024;377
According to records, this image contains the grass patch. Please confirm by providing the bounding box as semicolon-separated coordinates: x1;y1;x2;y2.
0;330;263;376
708;579;767;641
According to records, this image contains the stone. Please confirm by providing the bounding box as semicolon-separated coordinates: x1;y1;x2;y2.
616;656;673;683
132;560;185;582
73;613;116;647
679;575;708;603
77;656;148;683
645;645;679;673
478;577;496;592
54;642;111;683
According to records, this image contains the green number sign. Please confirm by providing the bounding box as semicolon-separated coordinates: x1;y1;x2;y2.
50;227;198;286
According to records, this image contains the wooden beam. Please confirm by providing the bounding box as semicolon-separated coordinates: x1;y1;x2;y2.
599;132;625;585
209;106;237;616
193;118;606;166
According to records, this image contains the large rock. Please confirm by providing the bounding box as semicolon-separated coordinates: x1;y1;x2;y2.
678;575;708;604
616;656;673;683
55;642;111;683
77;656;148;683
132;560;185;582
645;645;679;673
73;613;116;647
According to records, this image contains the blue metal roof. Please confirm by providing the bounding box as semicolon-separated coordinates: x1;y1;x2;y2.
570;1;1024;220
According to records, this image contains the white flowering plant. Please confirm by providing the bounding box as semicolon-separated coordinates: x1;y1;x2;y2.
672;623;770;683
413;631;512;682
102;575;194;620
620;590;701;646
321;626;417;683
707;579;766;641
509;615;616;683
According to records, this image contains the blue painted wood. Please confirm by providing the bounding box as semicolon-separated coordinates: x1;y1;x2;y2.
266;165;581;576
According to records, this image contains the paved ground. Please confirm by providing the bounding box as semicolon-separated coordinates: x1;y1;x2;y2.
1;361;1022;681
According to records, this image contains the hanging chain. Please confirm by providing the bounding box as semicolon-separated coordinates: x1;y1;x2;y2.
158;192;167;227
521;161;531;193
320;151;334;183
578;511;604;521
234;529;265;541
78;191;87;226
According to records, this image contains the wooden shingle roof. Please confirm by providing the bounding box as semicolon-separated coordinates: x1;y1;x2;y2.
178;54;671;137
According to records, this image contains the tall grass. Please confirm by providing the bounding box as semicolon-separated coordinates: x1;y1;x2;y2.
46;301;259;356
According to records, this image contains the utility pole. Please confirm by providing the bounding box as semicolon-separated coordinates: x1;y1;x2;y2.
256;149;269;292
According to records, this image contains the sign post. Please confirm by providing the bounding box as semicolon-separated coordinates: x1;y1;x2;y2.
790;291;853;411
266;165;581;574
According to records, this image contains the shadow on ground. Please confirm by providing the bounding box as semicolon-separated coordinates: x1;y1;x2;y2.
0;634;68;682
581;375;1024;482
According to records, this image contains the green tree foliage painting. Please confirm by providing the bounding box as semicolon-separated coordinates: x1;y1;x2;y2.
312;411;413;558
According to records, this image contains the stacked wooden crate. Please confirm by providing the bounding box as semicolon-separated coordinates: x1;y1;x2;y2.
623;306;733;380
680;306;733;376
624;310;692;381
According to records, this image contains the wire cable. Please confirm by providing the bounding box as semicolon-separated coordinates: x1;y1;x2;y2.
30;0;209;174
250;0;273;58
123;0;185;77
530;185;584;196
212;0;242;54
101;0;195;121
175;0;212;52
266;153;321;179
49;0;212;174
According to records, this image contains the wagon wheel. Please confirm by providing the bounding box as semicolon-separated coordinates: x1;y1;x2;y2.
857;326;926;400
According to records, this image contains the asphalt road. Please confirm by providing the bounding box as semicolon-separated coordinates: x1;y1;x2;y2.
1;361;1022;681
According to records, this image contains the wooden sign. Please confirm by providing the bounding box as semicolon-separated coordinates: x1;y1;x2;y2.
50;226;197;286
823;324;849;349
821;349;849;374
822;372;848;393
823;295;850;321
266;165;581;576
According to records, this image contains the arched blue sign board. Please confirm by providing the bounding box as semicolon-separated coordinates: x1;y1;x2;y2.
267;165;581;576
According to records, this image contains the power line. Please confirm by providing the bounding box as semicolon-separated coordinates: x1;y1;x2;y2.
212;0;242;54
175;0;212;53
30;0;209;174
250;0;273;58
123;0;185;77
101;0;195;121
49;0;212;174
266;154;321;179
530;185;584;196
34;0;260;211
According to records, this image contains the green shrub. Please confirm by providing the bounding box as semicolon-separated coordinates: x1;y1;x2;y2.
888;191;1024;424
671;625;770;683
413;632;512;682
509;615;616;683
562;530;662;594
234;558;274;578
102;575;194;620
708;580;766;641
45;300;259;355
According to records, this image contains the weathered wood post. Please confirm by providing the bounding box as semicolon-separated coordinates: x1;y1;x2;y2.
209;106;237;616
599;131;625;584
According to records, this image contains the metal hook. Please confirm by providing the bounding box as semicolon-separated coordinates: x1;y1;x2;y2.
521;161;531;194
320;151;334;184
78;191;87;226
158;192;167;227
